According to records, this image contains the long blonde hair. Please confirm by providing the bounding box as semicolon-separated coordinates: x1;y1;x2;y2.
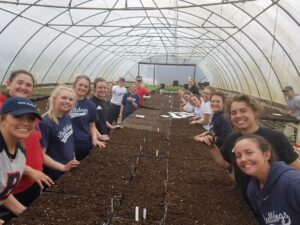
45;85;76;124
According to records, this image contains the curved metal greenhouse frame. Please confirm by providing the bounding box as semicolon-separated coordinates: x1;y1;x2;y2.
0;0;300;105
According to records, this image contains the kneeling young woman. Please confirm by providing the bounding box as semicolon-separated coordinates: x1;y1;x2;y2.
234;134;300;225
0;97;41;224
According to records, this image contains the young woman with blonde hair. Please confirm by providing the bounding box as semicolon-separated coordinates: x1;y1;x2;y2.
40;85;80;181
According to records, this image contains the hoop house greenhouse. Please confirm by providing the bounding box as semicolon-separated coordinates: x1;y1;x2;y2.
0;1;300;225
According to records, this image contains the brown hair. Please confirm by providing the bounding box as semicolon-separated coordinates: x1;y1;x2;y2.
93;77;106;89
211;91;226;103
228;94;261;114
73;75;91;96
189;79;198;88
9;70;35;85
204;86;216;95
235;134;275;163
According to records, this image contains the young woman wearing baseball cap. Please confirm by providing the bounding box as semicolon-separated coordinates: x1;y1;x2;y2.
0;96;41;224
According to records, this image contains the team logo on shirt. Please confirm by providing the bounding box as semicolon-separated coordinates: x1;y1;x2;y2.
69;107;88;118
96;105;102;110
0;172;20;200
263;211;291;225
57;125;73;143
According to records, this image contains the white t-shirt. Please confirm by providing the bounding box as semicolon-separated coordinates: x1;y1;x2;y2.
183;102;194;113
110;85;127;105
201;100;212;131
193;105;202;117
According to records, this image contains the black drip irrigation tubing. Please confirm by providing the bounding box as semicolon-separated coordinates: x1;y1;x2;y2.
99;137;147;225
42;189;80;198
102;194;124;225
101;95;175;225
129;151;168;159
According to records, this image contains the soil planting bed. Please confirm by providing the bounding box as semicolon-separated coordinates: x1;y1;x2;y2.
11;94;257;225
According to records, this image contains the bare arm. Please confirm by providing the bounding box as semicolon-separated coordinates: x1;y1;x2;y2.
42;149;79;172
90;122;106;148
89;122;98;143
119;104;124;117
209;145;231;169
2;194;26;216
190;114;211;125
23;166;54;189
106;121;123;130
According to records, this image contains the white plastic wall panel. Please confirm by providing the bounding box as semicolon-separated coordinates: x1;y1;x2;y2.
0;10;15;32
66;47;110;80
71;10;106;25
218;42;254;94
23;6;64;24
44;39;89;83
30;34;76;83
210;47;241;92
3;27;61;81
0;17;41;82
56;44;96;82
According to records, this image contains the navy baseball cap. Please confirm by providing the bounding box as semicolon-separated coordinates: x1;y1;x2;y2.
0;96;42;120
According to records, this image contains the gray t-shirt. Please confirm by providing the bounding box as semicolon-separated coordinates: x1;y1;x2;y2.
288;94;300;117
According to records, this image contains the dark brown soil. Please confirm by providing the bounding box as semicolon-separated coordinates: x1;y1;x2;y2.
10;94;257;225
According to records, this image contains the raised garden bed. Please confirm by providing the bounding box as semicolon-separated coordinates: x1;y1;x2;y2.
10;94;257;225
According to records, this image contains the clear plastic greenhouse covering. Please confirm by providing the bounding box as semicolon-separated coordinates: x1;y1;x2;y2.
0;0;300;105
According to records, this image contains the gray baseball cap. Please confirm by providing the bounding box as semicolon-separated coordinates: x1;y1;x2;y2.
282;86;293;92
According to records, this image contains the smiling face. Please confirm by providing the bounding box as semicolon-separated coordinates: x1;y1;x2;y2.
202;88;212;102
53;90;75;114
190;96;200;107
283;90;294;98
230;101;258;132
1;114;36;140
235;138;271;178
177;89;184;97
210;95;224;113
129;84;137;94
136;79;142;87
74;78;90;98
7;73;34;98
119;79;125;87
94;81;108;99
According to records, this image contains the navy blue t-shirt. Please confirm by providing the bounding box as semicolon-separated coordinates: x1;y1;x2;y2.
70;98;97;147
209;111;232;148
40;114;75;180
121;93;140;117
91;96;109;135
